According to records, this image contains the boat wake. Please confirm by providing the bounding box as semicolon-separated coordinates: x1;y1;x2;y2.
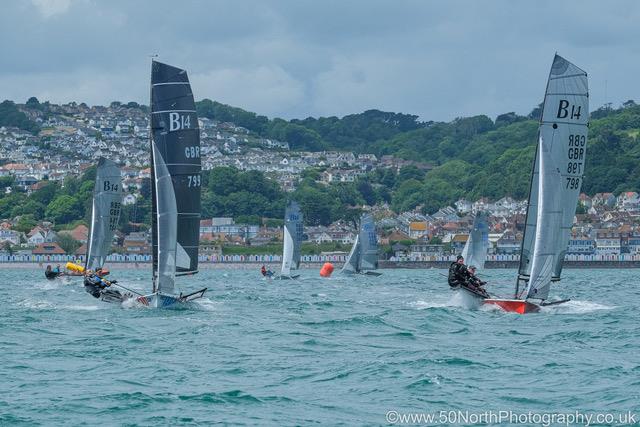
541;300;616;314
410;291;482;310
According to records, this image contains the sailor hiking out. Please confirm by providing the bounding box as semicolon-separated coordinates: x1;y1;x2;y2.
448;255;470;288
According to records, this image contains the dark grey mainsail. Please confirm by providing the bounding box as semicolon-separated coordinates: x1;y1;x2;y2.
358;214;378;271
150;60;201;294
342;213;379;274
85;158;123;271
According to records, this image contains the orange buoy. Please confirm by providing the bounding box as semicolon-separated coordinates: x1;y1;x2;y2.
319;262;334;277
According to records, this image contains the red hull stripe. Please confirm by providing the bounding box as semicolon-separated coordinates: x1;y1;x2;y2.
484;299;540;314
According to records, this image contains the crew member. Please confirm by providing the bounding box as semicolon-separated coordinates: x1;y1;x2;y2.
261;265;274;278
84;268;114;298
448;255;470;288
467;265;489;297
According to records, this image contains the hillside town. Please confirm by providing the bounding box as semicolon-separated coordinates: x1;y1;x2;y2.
1;101;640;263
0;101;427;193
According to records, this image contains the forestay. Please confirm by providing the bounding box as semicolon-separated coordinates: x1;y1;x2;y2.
85;158;123;271
523;55;588;300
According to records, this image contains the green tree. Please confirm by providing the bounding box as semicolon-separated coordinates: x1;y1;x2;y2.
56;233;81;254
46;195;83;224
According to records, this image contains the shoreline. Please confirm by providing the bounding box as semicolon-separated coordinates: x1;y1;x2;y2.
4;260;640;269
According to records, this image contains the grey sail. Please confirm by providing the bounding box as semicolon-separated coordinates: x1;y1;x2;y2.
150;61;202;293
85;158;123;271
358;214;378;271
461;212;488;269
152;143;178;294
281;201;303;276
524;55;588;300
342;234;360;273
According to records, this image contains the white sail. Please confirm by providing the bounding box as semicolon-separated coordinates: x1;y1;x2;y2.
525;54;588;300
85;158;123;271
461;212;488;270
358;214;378;271
342;234;360;273
280;201;303;276
281;225;294;276
152;142;177;294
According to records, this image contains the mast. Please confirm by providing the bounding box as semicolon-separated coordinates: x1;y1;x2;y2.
149;59;158;292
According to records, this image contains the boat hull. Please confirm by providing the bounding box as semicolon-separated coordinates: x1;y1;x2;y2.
274;274;300;280
484;298;540;314
136;289;206;309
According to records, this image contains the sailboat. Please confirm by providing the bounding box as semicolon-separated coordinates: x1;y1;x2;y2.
85;158;124;272
461;211;489;270
135;60;207;308
485;54;588;314
81;158;125;301
341;213;382;276
275;201;303;280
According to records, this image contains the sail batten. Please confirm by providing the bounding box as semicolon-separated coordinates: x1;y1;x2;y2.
150;60;201;292
521;54;588;300
85;158;123;271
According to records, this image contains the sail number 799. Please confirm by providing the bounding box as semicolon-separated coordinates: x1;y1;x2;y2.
187;175;201;187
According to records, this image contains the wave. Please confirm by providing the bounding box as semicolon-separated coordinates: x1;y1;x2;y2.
542;300;616;314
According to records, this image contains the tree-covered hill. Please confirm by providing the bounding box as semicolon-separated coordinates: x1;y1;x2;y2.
5;96;640;223
195;98;640;210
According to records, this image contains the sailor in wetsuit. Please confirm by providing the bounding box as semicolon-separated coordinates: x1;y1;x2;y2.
466;265;489;297
84;268;119;299
45;264;64;280
261;265;274;278
448;255;470;288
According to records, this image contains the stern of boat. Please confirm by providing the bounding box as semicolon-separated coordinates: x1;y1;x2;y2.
484;298;540;314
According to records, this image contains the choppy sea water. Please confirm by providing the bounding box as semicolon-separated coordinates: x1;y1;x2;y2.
0;267;638;426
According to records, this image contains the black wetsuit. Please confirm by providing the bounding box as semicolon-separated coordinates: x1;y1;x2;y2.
467;275;489;297
84;275;110;298
448;262;470;288
45;270;60;280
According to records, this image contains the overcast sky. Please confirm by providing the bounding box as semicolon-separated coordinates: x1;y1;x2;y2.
1;0;639;122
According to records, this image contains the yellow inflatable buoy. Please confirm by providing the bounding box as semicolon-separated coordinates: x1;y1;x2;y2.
66;262;85;273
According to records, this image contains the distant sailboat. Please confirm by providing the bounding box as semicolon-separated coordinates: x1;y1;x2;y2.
136;60;207;308
485;54;588;314
342;213;382;276
461;212;489;269
85;158;124;273
276;201;303;280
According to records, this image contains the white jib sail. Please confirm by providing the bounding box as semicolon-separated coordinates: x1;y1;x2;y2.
461;212;488;270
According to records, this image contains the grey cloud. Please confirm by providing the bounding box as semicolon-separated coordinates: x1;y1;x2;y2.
1;0;639;121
